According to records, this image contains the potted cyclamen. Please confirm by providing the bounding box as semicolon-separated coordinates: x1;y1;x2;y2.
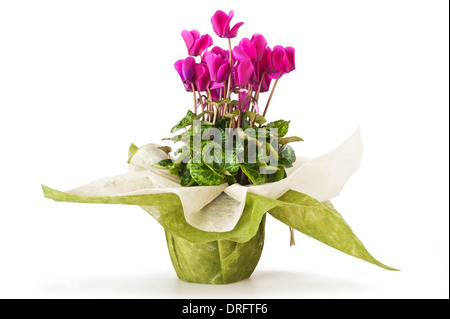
42;10;397;285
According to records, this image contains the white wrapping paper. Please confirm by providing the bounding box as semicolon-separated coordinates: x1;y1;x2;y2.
68;128;363;232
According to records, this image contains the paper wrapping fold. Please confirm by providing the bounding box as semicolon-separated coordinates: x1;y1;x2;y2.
67;128;363;233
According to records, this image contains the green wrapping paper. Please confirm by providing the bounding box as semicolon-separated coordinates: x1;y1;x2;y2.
165;215;266;284
42;186;397;282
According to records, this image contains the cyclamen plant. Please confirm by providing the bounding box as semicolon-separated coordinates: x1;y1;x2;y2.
155;10;301;187
42;9;397;285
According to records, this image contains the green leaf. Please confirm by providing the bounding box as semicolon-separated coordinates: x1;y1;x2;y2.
223;150;240;175
278;136;304;145
241;114;251;130
127;143;139;164
180;164;195;187
151;158;173;169
224;175;237;185
278;136;303;145
170;109;196;134
256;142;279;164
195;110;215;119
200;139;240;177
280;144;296;162
157;146;172;155
278;157;294;168
244;126;271;139
202;142;227;178
244;111;266;125
162;134;183;143
183;119;214;129
215;118;230;131
224;109;241;118
267;120;290;138
189;161;224;186
169;165;181;177
278;144;296;168
174;149;191;163
224;129;245;162
204;98;232;106
263;166;286;183
239;163;265;185
169;150;191;177
174;147;185;156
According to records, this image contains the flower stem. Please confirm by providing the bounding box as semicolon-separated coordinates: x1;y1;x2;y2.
197;91;204;120
218;87;223;120
262;71;282;118
207;88;213;122
224;38;233;116
227;38;233;98
255;71;265;103
239;169;245;185
191;83;197;116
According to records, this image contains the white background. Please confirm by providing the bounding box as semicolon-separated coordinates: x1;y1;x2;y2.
0;0;448;299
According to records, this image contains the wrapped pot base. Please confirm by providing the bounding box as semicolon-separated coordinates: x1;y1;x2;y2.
165;215;266;284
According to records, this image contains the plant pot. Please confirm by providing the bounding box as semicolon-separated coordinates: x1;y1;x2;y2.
165;214;266;284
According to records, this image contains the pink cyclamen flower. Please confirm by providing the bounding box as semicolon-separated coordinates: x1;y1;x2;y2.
211;10;244;39
193;63;211;92
237;91;251;111
181;30;213;57
234;60;254;87
209;88;221;102
174;57;196;89
252;64;272;92
233;34;267;63
262;45;295;78
205;52;230;85
211;46;230;60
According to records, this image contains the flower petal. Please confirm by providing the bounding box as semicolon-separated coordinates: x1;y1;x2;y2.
235;59;254;86
211;10;229;37
194;63;210;91
217;62;231;83
285;46;295;72
182;57;196;82
272;45;288;73
205;53;221;81
239;38;257;62
232;45;249;61
227;22;244;38
251;33;267;62
192;34;213;56
181;30;194;53
174;59;184;80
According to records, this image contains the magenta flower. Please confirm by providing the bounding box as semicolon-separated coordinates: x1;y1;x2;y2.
205;52;230;85
252;65;272;92
284;47;295;72
234;60;254;87
174;57;196;90
262;45;296;78
233;34;267;63
211;10;244;39
237;91;251;111
210;46;230;60
193;63;211;92
209;88;221;102
251;34;268;62
181;30;213;57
